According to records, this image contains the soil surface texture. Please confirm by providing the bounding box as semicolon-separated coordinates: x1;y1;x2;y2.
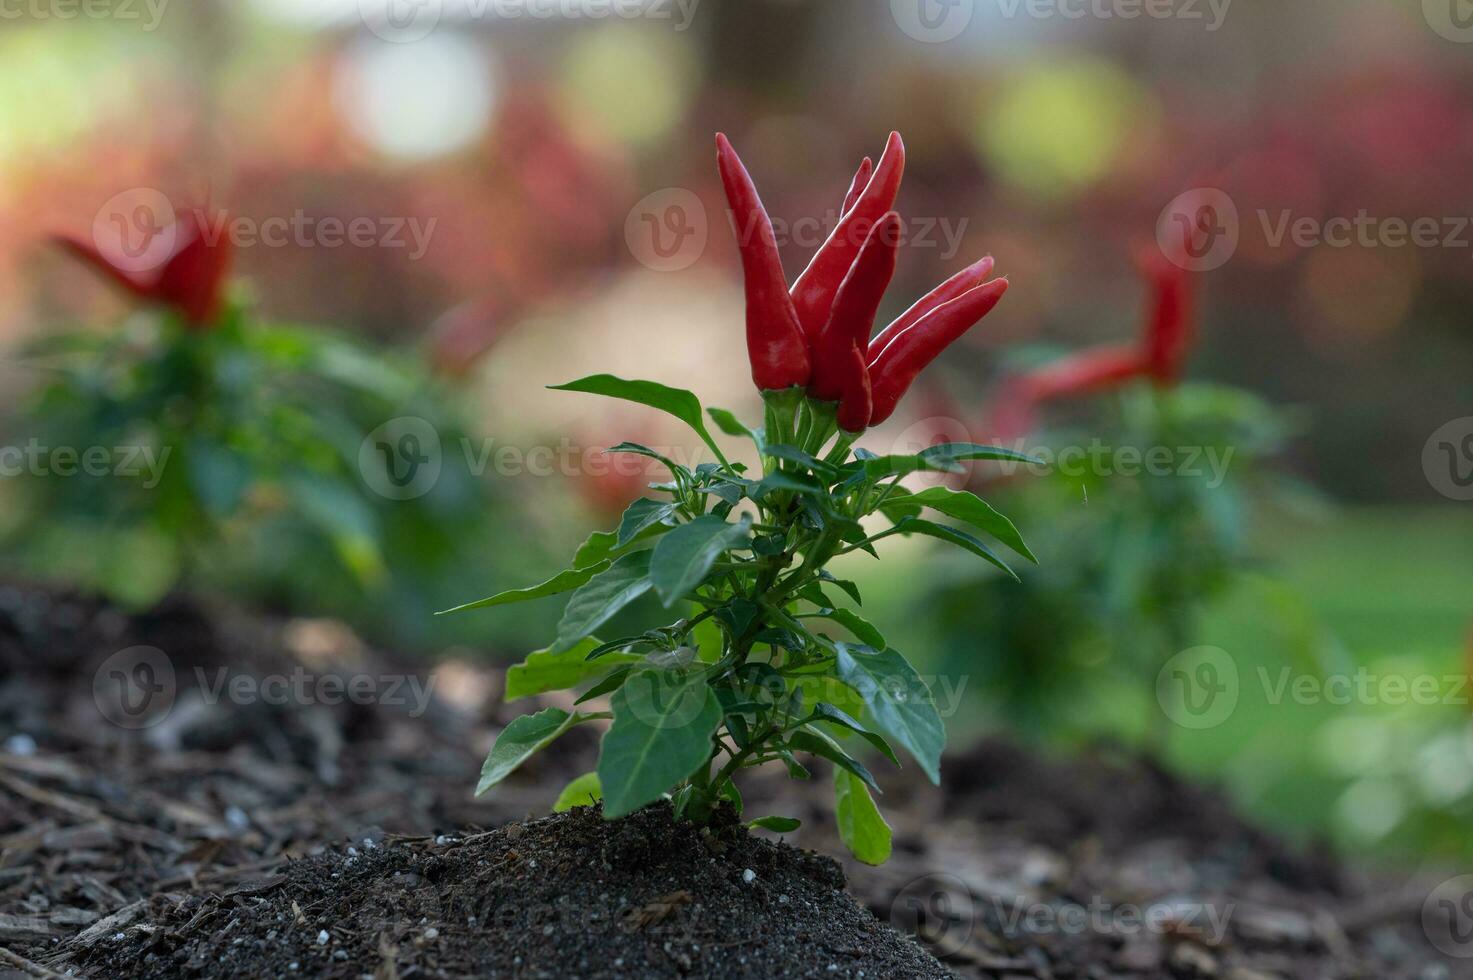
2;582;1469;979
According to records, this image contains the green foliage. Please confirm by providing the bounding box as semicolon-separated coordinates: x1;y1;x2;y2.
452;379;1037;862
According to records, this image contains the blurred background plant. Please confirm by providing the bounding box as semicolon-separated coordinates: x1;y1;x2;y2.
0;0;1468;863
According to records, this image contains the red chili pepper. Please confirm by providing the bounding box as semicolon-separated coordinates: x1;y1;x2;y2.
789;132;905;340
868;278;1009;426
866;255;994;361
716;134;811;391
808;212;901;402
57;208;233;329
1136;244;1195;385
1015;344;1148;404
841;157;873;215
835;342;872;433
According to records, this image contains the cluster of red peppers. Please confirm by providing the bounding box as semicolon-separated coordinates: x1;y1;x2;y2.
716;132;1009;433
991;244;1195;439
57;207;233;329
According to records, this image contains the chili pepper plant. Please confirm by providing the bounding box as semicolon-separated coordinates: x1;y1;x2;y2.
454;133;1038;864
5;208;501;632
924;245;1306;739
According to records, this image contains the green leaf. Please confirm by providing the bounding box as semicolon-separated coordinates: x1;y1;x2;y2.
817;609;886;650
834;645;945;784
616;498;678;548
552;772;603;812
890;517;1018;581
921;442;1044;466
819;572;862;606
858;453;964;479
834;768;892;865
749;816;801;833
787;728;879;792
574;666;637;704
439;560;611;615
811;702;901;767
753;472;827;500
573;530;619;568
504;639;642;702
881;487;1035;562
708;407;763;450
553;551;654;651
598;671;722;819
607;442;686;480
649;515;752;607
551;375;725;463
477;708;591;795
764;444;841;481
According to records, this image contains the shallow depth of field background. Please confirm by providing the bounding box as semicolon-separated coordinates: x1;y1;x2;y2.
1;0;1471;862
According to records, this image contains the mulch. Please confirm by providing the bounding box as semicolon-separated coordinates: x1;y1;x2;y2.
1;582;1468;979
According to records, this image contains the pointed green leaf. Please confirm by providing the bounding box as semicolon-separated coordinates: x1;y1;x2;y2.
858;453;964;479
438;560;611;615
817;609;886;650
749;816;802;833
649;515;752;606
787;728;879;792
598;671;722;818
811;702;900;767
552;772;603;812
550;375;724;463
890;517;1018;581
616;498;678;548
504;639;642;702
921;442;1044;466
553;551;653;651
834;768;892;865
707;407;763;451
575;665;637;704
477;708;592;795
881;486;1034;562
834;645;945;784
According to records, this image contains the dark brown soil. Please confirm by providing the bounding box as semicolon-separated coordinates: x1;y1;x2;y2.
3;581;1470;980
67;802;946;979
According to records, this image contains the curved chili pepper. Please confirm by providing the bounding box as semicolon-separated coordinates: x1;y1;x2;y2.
835;342;872;433
716;133;811;391
841;157;873;215
868;277;1009;425
808;212;901;402
866;255;994;361
790;132;905;340
56;208;233;329
1136;244;1195;385
1015;344;1149;404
